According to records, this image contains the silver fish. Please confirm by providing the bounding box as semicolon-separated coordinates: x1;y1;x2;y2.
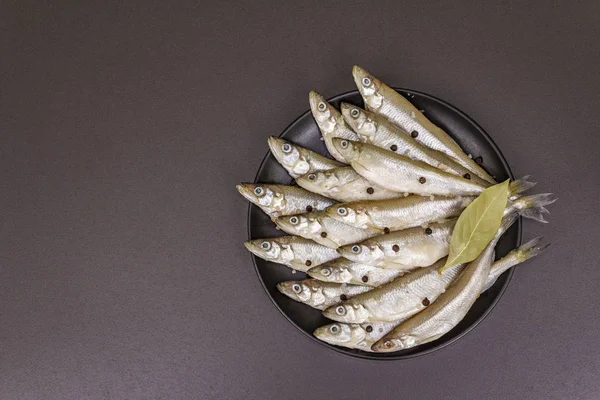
337;219;456;269
314;322;399;352
325;194;474;233
352;65;495;184
237;183;336;218
322;213;523;324
307;258;406;287
267;136;343;178
331;138;486;196
244;236;339;272
340;103;490;187
277;279;371;310
324;184;548;233
274;211;378;248
309;91;359;163
371;214;517;352
295;167;402;202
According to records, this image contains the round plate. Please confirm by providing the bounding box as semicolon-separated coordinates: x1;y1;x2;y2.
248;89;520;360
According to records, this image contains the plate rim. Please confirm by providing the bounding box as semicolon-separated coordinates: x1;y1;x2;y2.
246;88;520;360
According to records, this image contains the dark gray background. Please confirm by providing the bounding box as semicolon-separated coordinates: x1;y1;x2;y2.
1;1;598;399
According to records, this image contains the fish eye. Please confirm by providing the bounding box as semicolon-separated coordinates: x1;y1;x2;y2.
261;241;271;250
335;306;346;316
329;324;340;334
383;340;395;349
253;187;264;196
321;267;331;276
351;245;361;254
308;173;317;181
340;140;349;149
292;283;302;293
317;102;327;111
350;108;360;118
337;207;347;216
362;77;372;86
289;216;299;225
282;143;292;153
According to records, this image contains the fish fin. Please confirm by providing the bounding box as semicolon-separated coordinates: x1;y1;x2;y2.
513;193;557;223
508;175;537;197
514;237;551;262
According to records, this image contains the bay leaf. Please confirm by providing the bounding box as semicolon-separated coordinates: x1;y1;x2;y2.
439;179;510;273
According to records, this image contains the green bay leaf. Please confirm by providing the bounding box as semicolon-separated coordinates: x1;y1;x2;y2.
440;179;510;273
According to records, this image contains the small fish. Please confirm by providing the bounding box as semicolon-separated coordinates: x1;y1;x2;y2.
325;194;474;233
267;136;343;178
274;211;378;248
237;183;336;218
324;181;548;233
244;236;339;272
331;139;486;196
371;214;518;352
340;103;490;187
277;279;371;310
313;322;399;351
307;258;406;287
296;167;402;202
352;65;496;184
337;219;456;269
309;91;359;163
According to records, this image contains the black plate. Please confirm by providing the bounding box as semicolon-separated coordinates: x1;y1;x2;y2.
248;89;520;360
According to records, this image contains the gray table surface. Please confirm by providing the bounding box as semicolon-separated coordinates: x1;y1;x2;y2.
2;1;598;399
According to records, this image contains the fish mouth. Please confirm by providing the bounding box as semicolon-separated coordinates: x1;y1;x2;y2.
236;183;256;202
308;90;325;112
244;241;257;254
267;136;288;159
352;65;370;91
330;138;356;160
272;218;296;235
371;339;396;352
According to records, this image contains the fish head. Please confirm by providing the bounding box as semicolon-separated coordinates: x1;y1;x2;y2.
322;302;369;323
267;136;310;176
371;334;416;353
330;138;361;163
277;280;313;303
307;264;348;283
244;238;283;261
340;103;376;138
274;213;315;236
313;323;361;347
325;203;372;229
352;66;384;111
296;169;340;192
337;243;382;264
309;91;341;134
236;183;279;209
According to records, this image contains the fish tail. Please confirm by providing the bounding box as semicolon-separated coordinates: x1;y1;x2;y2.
508;175;537;197
512;193;558;223
498;211;519;236
514;237;551;262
